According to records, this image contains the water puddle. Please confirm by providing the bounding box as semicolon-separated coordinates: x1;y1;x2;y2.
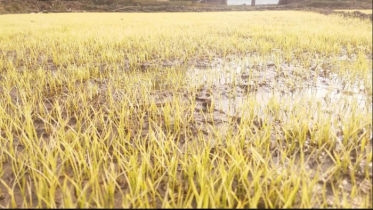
185;58;371;118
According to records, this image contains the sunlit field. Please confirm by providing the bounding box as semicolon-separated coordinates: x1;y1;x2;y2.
0;11;372;208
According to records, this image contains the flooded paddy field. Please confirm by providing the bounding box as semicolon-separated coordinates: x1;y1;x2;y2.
0;12;372;208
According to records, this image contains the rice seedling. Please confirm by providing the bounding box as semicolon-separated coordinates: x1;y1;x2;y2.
0;11;371;208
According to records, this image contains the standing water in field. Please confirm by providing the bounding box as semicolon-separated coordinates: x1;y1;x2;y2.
186;56;371;117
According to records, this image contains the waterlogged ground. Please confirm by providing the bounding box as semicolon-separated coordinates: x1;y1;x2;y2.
0;12;372;208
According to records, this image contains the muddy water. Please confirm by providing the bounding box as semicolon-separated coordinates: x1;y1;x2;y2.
186;58;371;118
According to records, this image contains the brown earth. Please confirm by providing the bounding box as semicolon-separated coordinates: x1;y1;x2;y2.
0;0;372;15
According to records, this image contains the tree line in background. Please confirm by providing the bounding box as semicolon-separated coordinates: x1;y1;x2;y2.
31;0;373;6
36;0;121;5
